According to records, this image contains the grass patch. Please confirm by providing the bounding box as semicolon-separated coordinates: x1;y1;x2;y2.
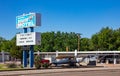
0;67;23;71
0;63;23;71
0;64;7;68
0;63;35;71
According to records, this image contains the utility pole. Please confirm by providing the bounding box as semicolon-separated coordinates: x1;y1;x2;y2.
66;46;68;52
77;33;81;51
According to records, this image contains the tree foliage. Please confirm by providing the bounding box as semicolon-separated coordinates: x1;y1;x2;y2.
10;36;22;59
1;27;120;60
91;27;120;51
34;31;78;52
0;37;6;52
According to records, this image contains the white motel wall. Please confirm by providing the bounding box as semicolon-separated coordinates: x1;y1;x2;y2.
0;52;10;62
0;50;120;64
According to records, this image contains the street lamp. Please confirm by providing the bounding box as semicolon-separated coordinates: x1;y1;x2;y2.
77;33;81;51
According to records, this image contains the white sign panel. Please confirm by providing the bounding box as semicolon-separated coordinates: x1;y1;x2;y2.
16;32;41;46
16;13;41;29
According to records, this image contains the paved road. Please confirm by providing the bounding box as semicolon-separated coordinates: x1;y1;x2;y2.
0;67;120;76
19;69;120;76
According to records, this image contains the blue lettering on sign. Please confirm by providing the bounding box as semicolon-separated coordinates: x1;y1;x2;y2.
16;13;36;28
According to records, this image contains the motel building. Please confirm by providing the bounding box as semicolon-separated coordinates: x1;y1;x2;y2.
0;50;120;66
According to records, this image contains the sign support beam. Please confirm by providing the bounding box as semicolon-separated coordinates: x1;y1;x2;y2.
23;28;27;67
29;27;34;68
29;45;34;68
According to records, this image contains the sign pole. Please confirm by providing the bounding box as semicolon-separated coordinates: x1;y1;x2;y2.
23;28;27;67
16;13;41;68
29;45;34;68
29;27;34;68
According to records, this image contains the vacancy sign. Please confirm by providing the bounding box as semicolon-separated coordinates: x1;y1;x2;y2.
16;32;41;46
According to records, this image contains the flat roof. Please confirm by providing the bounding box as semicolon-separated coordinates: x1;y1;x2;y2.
34;51;120;54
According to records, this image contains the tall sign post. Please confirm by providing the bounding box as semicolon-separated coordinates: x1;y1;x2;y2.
16;13;41;68
29;27;34;67
23;28;27;67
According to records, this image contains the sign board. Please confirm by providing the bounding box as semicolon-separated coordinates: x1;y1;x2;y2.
16;32;41;46
16;13;41;29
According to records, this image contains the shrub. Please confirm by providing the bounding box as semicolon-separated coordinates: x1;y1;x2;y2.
43;63;49;68
7;63;17;68
34;55;42;69
118;47;120;51
19;64;23;68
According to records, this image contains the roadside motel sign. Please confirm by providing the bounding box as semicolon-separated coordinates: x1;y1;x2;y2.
16;12;41;68
16;13;41;29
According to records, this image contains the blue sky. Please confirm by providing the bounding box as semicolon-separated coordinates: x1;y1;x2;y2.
0;0;120;40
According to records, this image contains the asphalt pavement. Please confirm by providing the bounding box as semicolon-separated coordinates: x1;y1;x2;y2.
0;66;120;76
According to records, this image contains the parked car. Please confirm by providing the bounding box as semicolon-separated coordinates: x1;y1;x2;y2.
51;56;78;67
40;59;50;64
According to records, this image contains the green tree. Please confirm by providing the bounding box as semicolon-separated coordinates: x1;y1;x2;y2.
1;40;11;52
98;27;113;50
10;36;22;59
80;38;91;51
0;36;6;51
91;33;99;50
34;31;78;52
113;28;120;50
91;27;114;51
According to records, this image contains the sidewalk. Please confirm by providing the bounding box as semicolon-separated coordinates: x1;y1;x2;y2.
0;66;120;76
